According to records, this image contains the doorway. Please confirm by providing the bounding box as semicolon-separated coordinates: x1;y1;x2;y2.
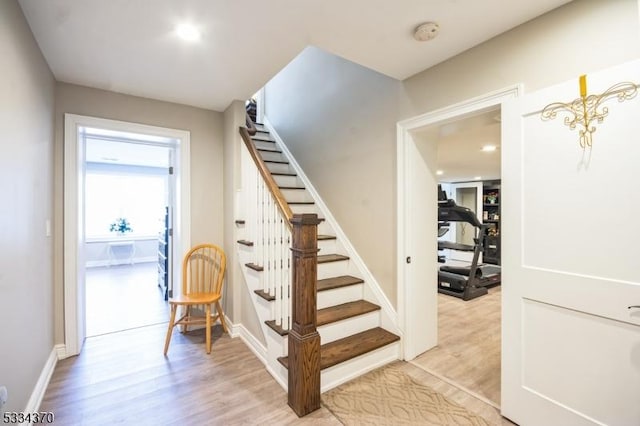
396;85;521;401
63;114;191;357
82;129;174;337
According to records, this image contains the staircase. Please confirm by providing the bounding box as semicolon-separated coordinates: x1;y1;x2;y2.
236;121;400;398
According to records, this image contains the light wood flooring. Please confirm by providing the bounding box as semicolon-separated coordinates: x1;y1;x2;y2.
85;263;169;337
41;324;340;425
412;285;502;405
44;282;510;425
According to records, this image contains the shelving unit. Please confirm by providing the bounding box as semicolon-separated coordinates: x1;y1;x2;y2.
158;206;169;301
482;181;501;265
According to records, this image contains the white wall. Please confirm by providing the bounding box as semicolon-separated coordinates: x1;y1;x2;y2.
0;0;55;412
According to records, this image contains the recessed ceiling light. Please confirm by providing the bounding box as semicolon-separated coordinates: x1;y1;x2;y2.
436;170;444;176
473;176;482;180
481;145;497;152
176;24;201;42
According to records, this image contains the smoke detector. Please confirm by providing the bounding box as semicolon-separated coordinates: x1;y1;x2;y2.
414;22;439;42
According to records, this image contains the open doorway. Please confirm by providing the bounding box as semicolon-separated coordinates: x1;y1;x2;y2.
396;85;521;408
63;114;191;357
82;129;174;337
412;107;503;407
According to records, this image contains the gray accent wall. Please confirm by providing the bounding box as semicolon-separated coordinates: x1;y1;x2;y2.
0;0;55;412
263;0;640;310
53;83;225;344
265;46;406;307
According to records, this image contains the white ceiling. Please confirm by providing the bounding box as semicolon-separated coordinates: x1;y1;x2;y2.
19;0;571;111
417;108;502;183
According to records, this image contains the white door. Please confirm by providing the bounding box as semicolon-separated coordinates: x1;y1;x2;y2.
501;59;640;425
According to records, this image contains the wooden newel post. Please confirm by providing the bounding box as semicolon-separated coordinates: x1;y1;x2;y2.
288;213;321;417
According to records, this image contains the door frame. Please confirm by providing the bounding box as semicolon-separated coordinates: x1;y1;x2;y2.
63;114;191;357
396;84;521;360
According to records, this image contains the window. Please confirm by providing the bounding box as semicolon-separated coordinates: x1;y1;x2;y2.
85;169;167;239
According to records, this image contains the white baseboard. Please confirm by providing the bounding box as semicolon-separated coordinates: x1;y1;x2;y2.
236;324;268;365
24;348;58;418
85;256;157;268
54;344;67;360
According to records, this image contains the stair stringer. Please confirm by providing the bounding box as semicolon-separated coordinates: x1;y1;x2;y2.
263;117;401;339
236;244;289;390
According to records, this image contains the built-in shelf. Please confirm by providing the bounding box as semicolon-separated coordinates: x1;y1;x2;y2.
482;182;501;265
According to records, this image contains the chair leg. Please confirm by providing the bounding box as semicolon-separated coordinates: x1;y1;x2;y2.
205;304;212;354
181;306;191;333
215;301;228;334
164;304;178;356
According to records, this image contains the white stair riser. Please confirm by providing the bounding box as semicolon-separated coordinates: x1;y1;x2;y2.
317;259;350;279
280;188;314;203
320;342;400;393
253;140;277;150
290;203;319;215
273;174;302;188
318;311;380;345
259;151;287;162
266;162;294;174
317;238;337;254
317;283;363;309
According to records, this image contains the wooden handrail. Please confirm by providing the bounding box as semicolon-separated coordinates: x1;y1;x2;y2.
239;126;294;228
246;112;257;136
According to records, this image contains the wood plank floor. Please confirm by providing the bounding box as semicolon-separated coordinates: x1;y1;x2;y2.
44;285;508;425
41;324;340;425
412;285;502;405
85;263;169;337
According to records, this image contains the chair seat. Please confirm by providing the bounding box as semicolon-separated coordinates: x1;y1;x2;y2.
170;292;221;305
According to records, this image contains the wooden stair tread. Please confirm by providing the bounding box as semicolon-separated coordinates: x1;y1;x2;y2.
235;219;245;225
264;159;289;164
251;135;275;142
245;263;263;271
279;186;305;190
265;320;288;336
318;275;364;292
317;300;380;326
317;234;336;241
278;327;399;370
271;171;297;176
289;201;314;205
318;254;349;264
237;239;253;246
257;147;282;153
255;289;275;302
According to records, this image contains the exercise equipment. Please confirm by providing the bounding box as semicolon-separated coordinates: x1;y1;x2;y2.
437;186;501;300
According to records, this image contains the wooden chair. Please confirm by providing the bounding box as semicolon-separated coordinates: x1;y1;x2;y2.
164;243;227;355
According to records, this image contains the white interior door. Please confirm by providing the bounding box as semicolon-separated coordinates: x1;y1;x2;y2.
501;59;640;425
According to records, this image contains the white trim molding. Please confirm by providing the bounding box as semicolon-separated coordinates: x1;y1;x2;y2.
24;348;58;418
396;85;522;360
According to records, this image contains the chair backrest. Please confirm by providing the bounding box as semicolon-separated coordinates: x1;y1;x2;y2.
181;244;226;296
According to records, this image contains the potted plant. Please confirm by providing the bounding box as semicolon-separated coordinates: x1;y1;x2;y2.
109;217;132;236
